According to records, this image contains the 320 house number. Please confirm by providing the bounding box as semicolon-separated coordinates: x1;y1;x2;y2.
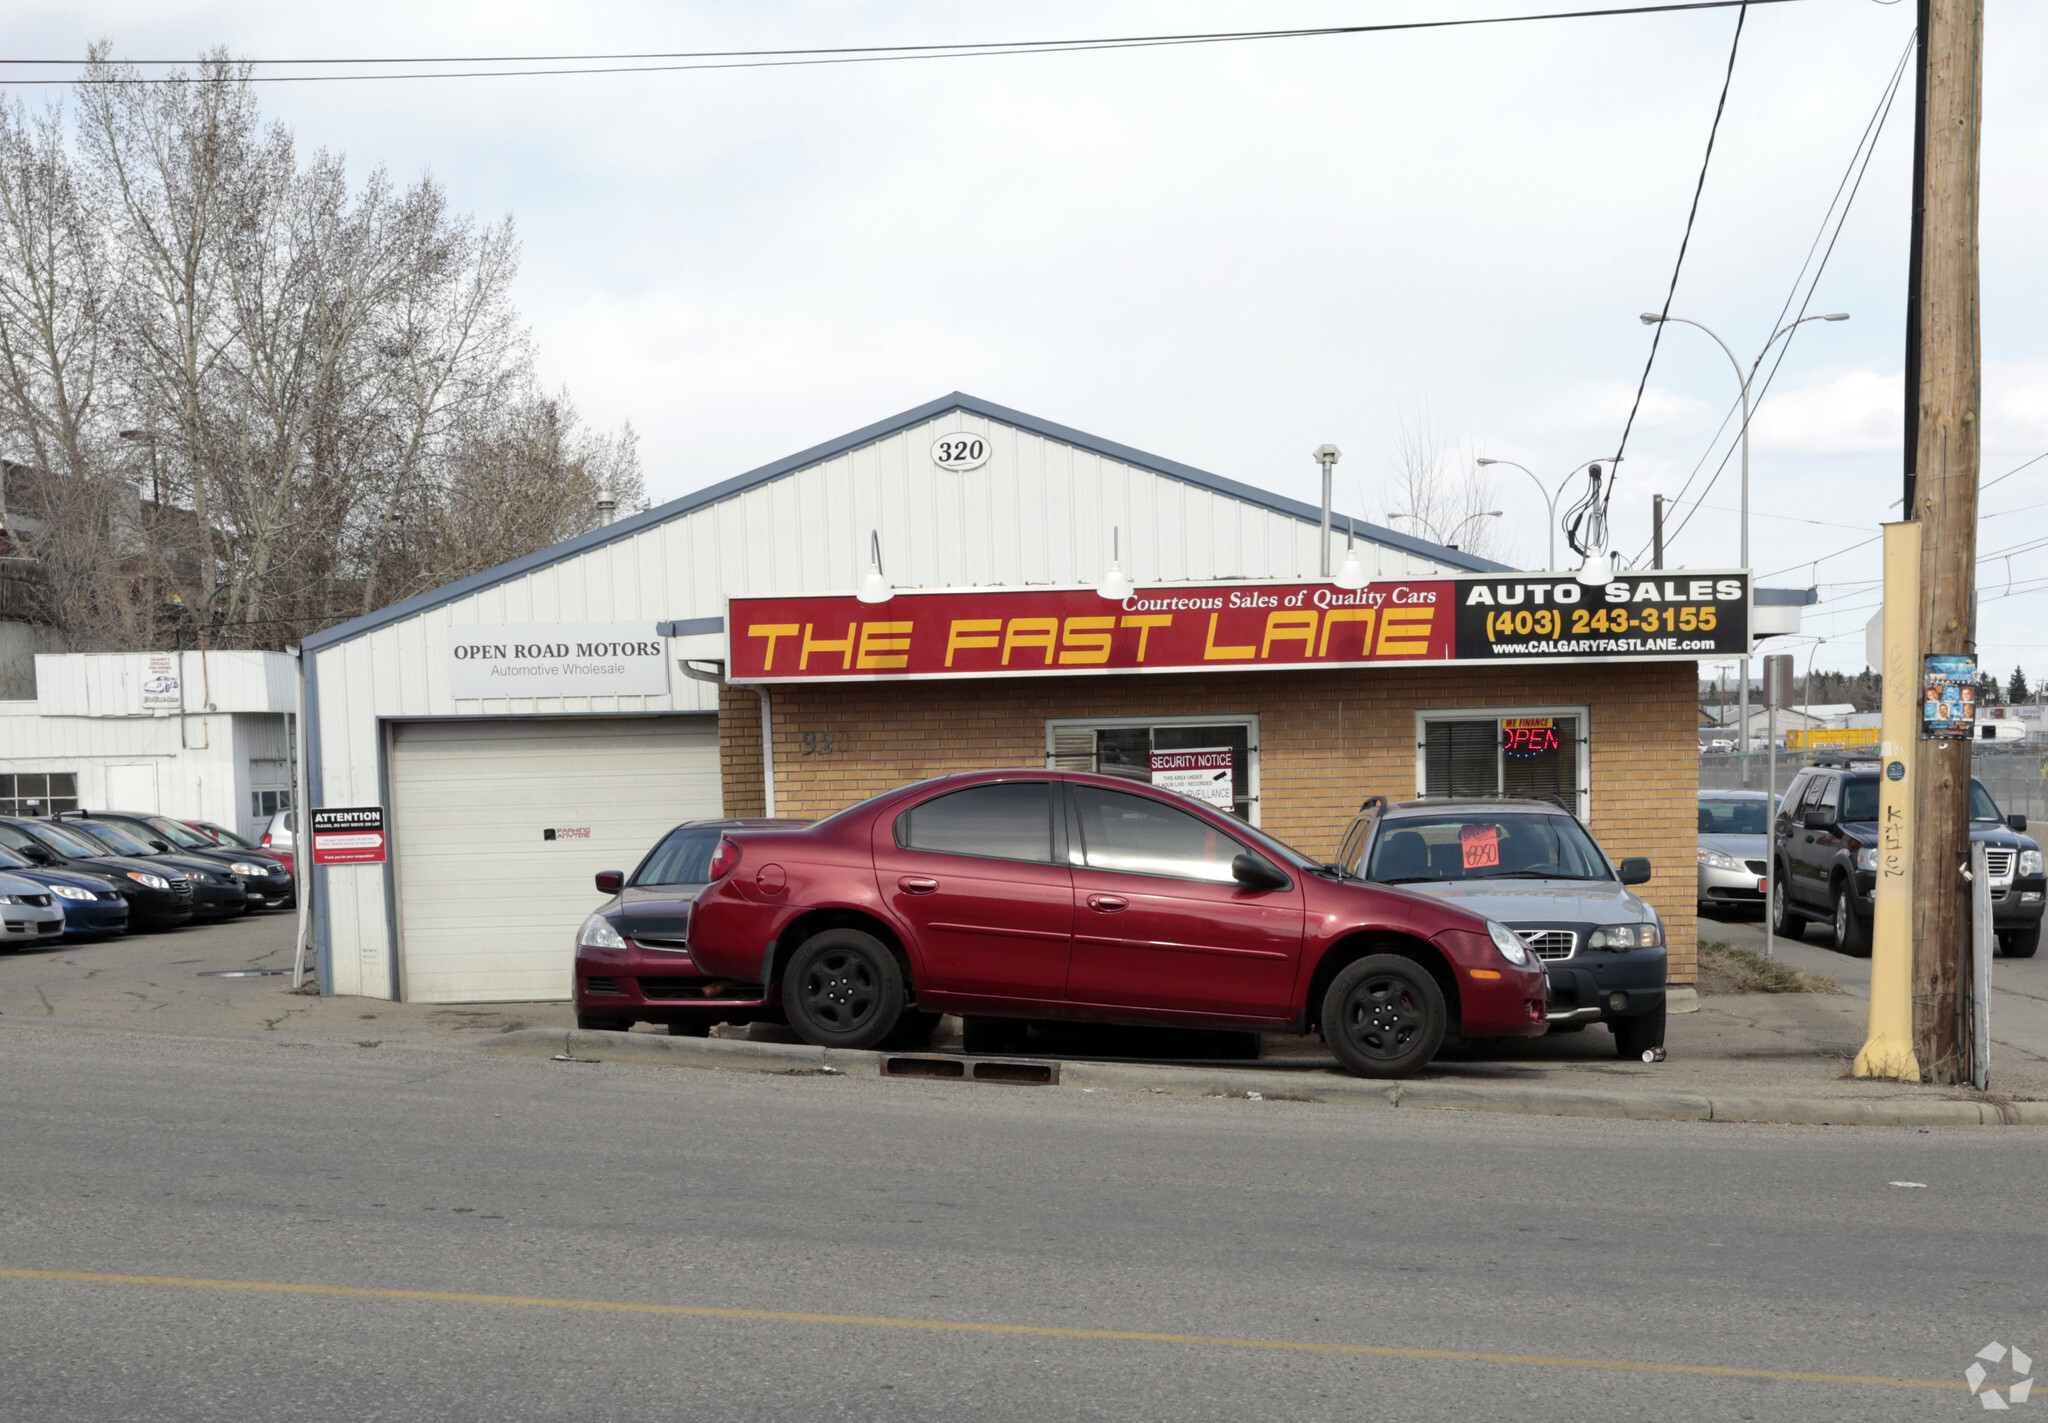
930;434;990;472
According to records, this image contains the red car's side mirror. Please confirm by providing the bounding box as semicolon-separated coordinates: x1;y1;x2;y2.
594;870;624;894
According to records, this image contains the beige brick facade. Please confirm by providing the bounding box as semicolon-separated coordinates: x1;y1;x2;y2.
720;660;1701;983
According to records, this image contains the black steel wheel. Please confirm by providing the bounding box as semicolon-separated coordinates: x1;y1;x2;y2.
1832;882;1871;957
1613;1006;1667;1059
1321;954;1447;1079
1769;864;1805;940
782;928;906;1050
961;1016;1030;1056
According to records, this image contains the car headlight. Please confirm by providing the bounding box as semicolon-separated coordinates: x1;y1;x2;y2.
1587;922;1662;950
229;862;267;877
1486;920;1531;966
50;885;96;901
126;871;170;891
2022;849;2045;878
0;895;17;905
1855;847;1877;872
1697;848;1742;871
579;913;627;950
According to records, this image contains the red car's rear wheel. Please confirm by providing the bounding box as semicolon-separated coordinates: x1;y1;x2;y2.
783;928;906;1050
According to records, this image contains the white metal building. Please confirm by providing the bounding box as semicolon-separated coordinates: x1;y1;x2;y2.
303;392;1495;1003
0;650;297;836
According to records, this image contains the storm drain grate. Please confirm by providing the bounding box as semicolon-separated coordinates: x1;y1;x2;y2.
879;1054;1059;1086
198;969;292;978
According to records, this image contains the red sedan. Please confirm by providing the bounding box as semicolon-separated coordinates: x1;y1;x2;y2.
680;770;1547;1078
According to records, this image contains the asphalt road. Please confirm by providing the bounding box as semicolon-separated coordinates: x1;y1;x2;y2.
1;1022;2040;1421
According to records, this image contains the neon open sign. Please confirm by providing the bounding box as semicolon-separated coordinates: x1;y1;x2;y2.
1503;717;1561;758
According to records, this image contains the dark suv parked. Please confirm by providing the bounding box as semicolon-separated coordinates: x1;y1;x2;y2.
1771;760;2043;957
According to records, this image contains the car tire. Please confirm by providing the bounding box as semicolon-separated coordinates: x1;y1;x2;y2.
1833;882;1871;957
576;1012;632;1032
1613;1006;1667;1059
881;1010;942;1050
1770;866;1805;940
961;1016;1030;1056
782;928;906;1050
1321;954;1447;1080
2001;925;2040;960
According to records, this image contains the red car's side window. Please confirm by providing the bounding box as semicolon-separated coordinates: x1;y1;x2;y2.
896;784;1055;864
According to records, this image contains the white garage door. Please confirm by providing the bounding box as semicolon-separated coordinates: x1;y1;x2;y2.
390;716;720;1003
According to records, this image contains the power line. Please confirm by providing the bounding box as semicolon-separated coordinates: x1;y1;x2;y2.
1645;27;1913;560
0;1;1810;84
1604;3;1749;508
1754;448;2048;579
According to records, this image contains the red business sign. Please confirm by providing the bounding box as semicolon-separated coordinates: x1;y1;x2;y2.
726;573;1750;684
311;806;387;866
728;582;1451;682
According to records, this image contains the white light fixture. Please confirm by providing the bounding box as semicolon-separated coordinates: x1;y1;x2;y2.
857;529;893;603
1333;516;1366;591
1577;548;1613;585
1097;526;1135;601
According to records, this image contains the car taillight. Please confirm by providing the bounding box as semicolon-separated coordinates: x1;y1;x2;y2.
260;834;272;846
707;837;740;881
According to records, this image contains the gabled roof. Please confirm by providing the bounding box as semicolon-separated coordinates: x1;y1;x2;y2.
303;391;1507;653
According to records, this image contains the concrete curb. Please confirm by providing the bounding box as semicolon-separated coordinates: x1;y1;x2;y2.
467;1029;2048;1128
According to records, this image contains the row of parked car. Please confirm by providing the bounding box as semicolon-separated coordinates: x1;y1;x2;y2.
0;810;296;945
1696;759;2044;958
567;769;1674;1079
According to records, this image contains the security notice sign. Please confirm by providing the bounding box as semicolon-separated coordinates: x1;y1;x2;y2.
1150;749;1235;810
311;806;387;866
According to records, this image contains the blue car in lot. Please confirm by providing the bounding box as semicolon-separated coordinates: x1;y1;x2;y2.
0;842;128;937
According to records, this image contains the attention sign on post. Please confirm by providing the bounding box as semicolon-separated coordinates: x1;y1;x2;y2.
310;806;387;866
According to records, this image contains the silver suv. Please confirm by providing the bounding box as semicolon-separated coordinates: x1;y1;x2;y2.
1335;796;1668;1058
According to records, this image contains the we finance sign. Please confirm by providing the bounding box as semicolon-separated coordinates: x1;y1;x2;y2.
726;573;1748;683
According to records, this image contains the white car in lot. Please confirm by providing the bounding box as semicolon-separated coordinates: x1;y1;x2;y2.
0;869;67;947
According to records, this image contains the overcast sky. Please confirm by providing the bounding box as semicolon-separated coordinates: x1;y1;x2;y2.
6;0;2044;682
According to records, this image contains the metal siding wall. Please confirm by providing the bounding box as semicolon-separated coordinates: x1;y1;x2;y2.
311;412;1474;999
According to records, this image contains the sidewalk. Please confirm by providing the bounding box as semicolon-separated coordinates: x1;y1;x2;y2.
2;911;2041;1122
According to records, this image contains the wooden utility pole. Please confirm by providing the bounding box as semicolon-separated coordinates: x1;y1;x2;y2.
1908;0;1984;1083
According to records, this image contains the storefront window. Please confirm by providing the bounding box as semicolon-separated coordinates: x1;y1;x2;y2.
0;772;78;817
1416;708;1588;820
1046;716;1259;823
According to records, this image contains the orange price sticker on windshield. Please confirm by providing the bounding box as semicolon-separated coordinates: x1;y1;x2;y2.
1460;824;1500;870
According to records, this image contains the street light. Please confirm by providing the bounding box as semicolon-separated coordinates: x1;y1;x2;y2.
1475;457;1606;571
1640;310;1848;783
1390;509;1501;549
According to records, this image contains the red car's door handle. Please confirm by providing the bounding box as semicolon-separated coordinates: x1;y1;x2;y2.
1087;894;1129;913
898;876;940;895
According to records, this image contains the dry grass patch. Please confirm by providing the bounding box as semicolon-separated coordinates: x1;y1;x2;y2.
1698;941;1843;996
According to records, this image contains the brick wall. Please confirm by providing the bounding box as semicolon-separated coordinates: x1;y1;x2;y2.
719;662;1702;982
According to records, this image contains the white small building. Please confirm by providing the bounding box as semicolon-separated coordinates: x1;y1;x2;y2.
0;650;298;837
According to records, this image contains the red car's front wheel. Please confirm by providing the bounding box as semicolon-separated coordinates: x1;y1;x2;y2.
783;928;907;1050
1322;954;1447;1079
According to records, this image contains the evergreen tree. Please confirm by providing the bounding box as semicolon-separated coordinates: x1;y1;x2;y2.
2011;666;2033;704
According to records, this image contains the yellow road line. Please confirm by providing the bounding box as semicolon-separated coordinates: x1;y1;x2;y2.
0;1267;1962;1392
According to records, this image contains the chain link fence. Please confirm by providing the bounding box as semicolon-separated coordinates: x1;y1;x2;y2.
1699;744;2048;821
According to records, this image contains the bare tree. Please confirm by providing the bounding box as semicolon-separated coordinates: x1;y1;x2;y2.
0;54;637;651
1375;405;1507;564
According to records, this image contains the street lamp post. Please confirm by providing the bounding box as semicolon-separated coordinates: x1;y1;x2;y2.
1641;310;1848;785
1390;509;1502;549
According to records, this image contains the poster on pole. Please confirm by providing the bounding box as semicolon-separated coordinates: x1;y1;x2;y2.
310;806;387;866
1150;749;1236;811
1921;654;1976;739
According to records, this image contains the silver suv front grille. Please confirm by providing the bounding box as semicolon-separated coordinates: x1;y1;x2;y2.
1984;849;2015;880
1518;929;1578;961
